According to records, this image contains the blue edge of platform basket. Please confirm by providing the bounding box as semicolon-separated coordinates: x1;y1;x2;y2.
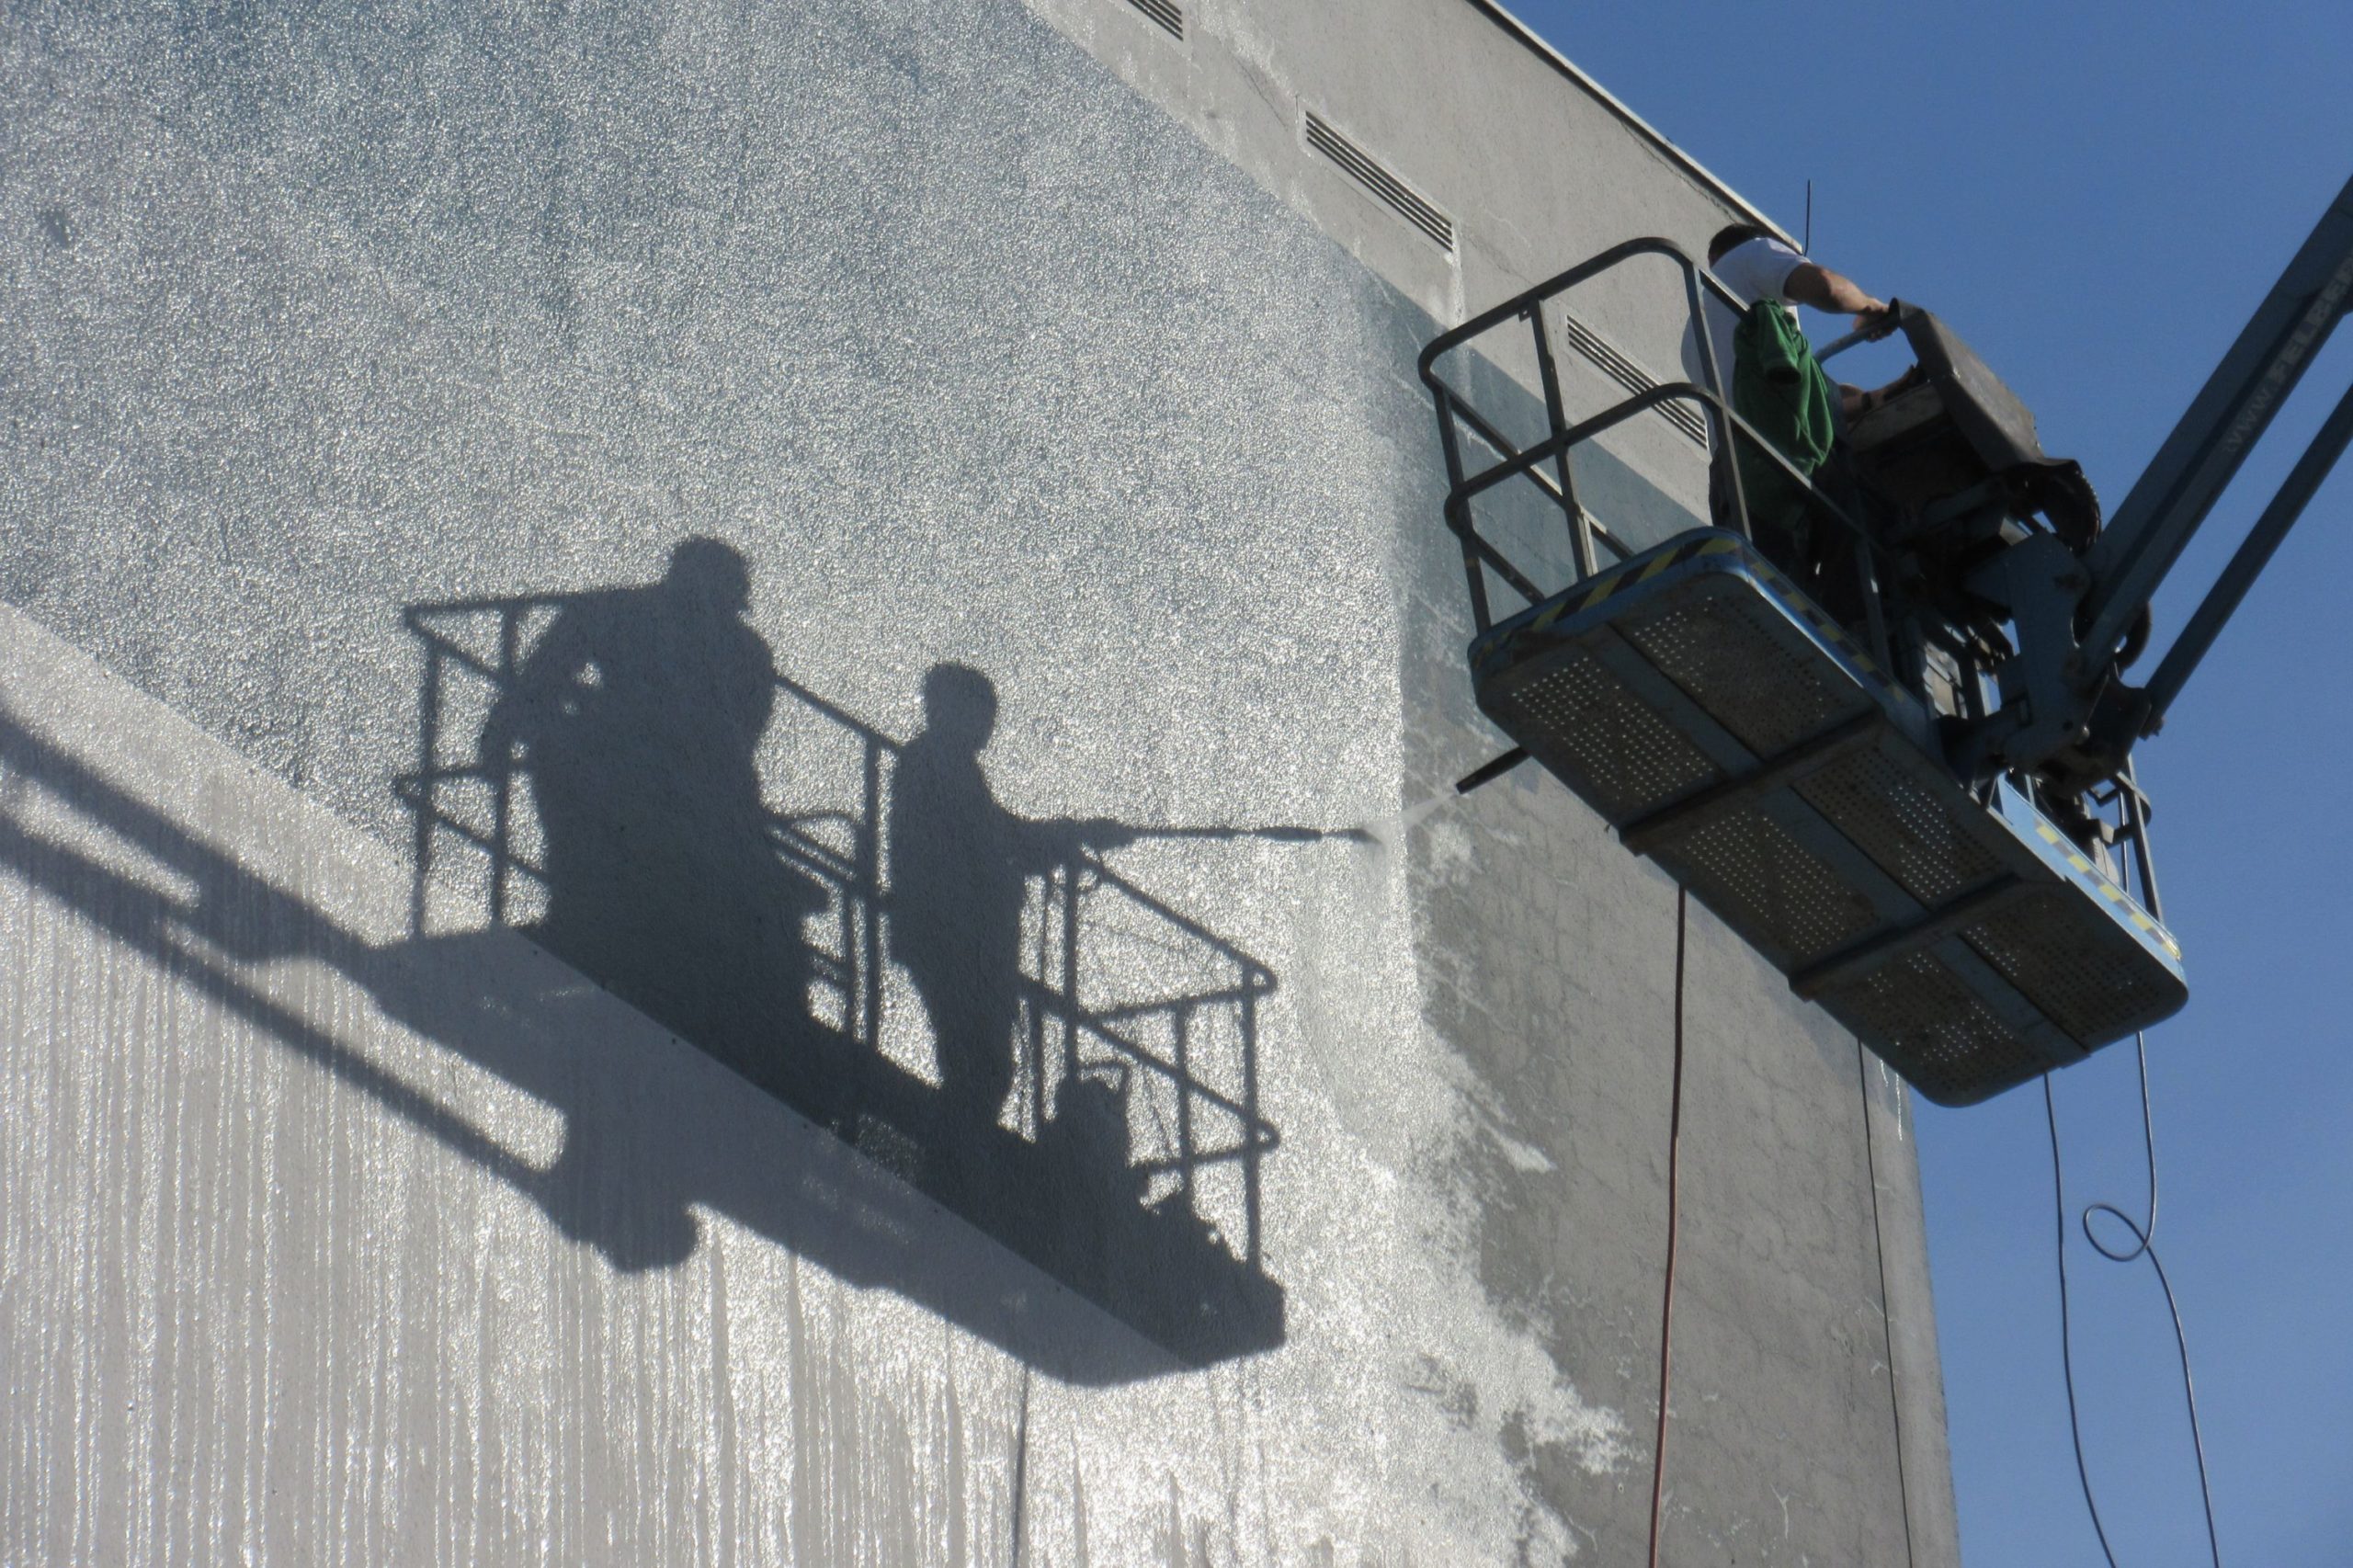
1468;527;2187;1106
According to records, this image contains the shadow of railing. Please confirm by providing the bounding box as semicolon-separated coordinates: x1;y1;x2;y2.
392;587;1319;1364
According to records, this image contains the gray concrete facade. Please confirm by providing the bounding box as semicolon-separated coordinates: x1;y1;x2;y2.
0;0;1958;1561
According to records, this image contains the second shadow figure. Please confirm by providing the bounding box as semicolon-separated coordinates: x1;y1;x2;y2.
886;664;1131;1161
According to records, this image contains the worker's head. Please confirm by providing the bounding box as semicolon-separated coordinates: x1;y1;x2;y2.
920;662;998;751
1707;222;1777;266
665;536;752;615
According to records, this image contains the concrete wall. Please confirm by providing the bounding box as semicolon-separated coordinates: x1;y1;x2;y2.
0;0;1956;1561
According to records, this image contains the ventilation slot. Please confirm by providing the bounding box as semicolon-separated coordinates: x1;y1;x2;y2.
1560;312;1709;447
1303;111;1454;253
1123;0;1183;39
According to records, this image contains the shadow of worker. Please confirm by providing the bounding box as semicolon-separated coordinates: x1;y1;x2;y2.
886;663;1132;1203
479;539;827;1106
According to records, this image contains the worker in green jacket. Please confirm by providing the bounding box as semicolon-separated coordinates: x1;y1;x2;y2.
1700;224;1909;418
1694;223;1916;607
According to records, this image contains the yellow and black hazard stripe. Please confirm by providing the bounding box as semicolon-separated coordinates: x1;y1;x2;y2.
2031;820;2184;962
1471;533;1734;676
1518;531;1740;635
1738;548;1893;689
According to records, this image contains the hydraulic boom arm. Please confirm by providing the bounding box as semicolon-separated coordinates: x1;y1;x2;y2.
2058;175;2353;762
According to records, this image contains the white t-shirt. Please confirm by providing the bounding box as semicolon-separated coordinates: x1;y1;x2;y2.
1685;235;1808;393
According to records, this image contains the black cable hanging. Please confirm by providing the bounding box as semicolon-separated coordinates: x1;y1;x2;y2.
2043;1031;2223;1566
1644;885;1688;1568
1857;1042;1920;1568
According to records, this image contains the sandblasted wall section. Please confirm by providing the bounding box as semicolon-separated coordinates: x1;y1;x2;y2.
0;0;1954;1561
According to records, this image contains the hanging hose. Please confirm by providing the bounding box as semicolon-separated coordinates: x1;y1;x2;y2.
1858;1045;1921;1568
1645;885;1689;1568
2043;1032;2223;1566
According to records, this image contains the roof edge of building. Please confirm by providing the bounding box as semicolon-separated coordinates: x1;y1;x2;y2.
1456;0;1795;245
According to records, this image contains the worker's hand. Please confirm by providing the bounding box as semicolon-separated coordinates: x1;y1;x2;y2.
1076;818;1138;851
1857;301;1898;340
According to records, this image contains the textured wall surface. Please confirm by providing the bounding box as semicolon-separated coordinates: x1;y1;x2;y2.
0;0;1955;1561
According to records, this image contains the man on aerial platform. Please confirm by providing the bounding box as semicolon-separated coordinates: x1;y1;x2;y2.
1692;223;1920;608
1701;223;1915;419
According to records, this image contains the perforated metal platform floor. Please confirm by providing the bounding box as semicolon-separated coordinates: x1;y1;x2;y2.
1472;528;2187;1106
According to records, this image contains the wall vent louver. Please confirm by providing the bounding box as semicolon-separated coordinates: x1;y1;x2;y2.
1560;312;1710;447
1124;0;1183;40
1302;111;1455;254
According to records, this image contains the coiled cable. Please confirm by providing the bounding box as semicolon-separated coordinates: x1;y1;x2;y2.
2042;1031;2223;1566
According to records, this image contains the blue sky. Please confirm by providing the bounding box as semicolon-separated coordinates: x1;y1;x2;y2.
1498;4;2353;1562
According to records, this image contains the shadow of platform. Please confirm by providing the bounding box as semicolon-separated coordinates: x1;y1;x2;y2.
397;555;1312;1366
0;674;1289;1381
0;546;1352;1375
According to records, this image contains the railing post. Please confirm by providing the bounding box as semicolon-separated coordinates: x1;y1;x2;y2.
1061;857;1082;1109
1856;535;1896;673
1434;388;1495;631
1528;303;1598;581
1240;971;1261;1269
412;636;440;939
1017;873;1040;1137
1173;1002;1194;1210
2120;759;2165;924
490;608;519;927
1682;261;1754;540
859;735;883;1051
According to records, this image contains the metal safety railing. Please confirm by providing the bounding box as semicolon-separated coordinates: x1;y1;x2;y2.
1415;236;1899;669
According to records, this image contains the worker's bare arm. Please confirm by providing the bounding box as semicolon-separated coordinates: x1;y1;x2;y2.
1783;262;1897;336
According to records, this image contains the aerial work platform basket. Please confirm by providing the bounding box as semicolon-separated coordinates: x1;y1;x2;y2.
1473;528;2181;1105
1421;239;2185;1106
